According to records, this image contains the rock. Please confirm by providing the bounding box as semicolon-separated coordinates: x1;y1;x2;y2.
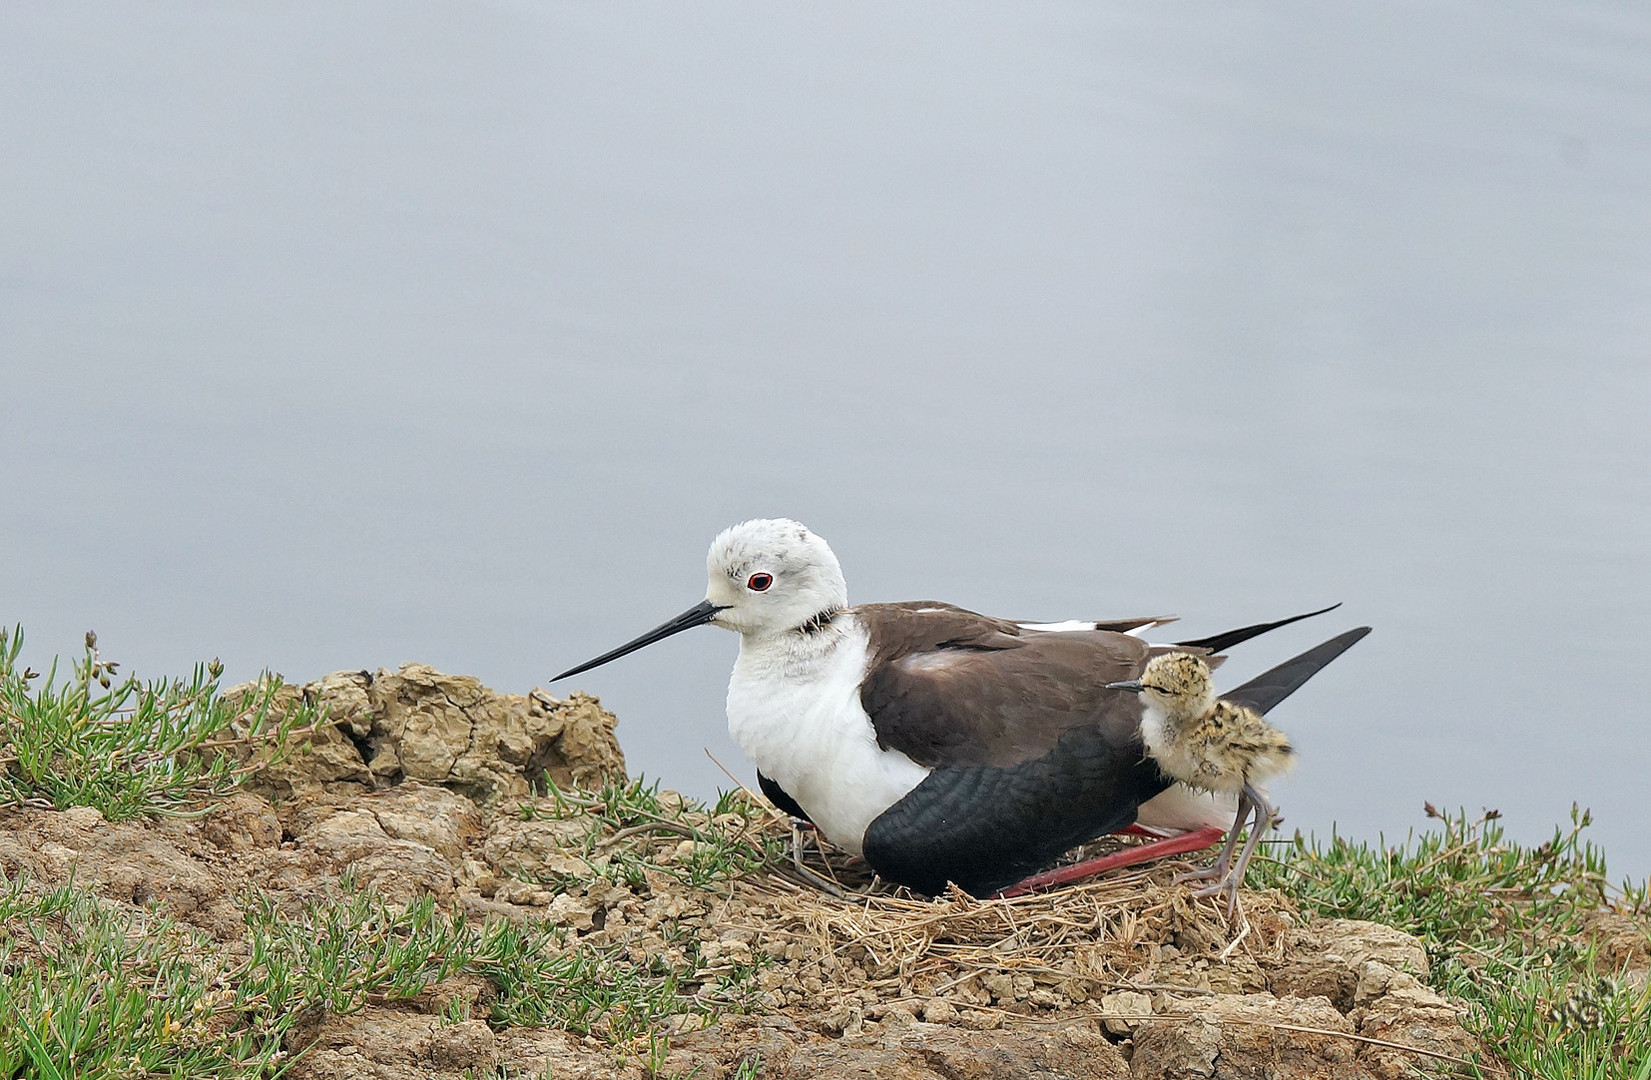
1352;959;1428;1011
670;1016;817;1080
295;794;462;904
309;670;375;737
59;805;104;829
1356;982;1476;1079
371;665;478;784
413;973;498;1020
1582;909;1651;975
201;792;282;852
544;891;599;930
529;689;630;791
1132;993;1372;1079
980;970;1030;1003
362;783;484;859
368;667;625;801
1098;989;1153;1035
773;1021;1130;1080
226;677;374;797
480;816;593;879
0;807;244;938
429;1020;497;1070
1269;919;1430;1011
289;1008;640;1080
920;998;958;1025
346;845;458;904
287;1007;438;1079
246;665;628;806
459;857;498;895
301;808;393;862
492;879;551;906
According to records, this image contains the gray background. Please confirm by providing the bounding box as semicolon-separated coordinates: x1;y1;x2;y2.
4;4;1648;877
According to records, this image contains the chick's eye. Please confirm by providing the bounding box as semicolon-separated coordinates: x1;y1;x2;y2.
746;573;773;592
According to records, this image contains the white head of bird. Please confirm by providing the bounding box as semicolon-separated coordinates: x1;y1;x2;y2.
550;518;850;682
704;519;848;637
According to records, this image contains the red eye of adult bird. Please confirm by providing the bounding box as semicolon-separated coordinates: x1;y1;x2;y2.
747;573;773;591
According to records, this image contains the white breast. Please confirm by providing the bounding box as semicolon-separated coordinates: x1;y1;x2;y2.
725;614;929;854
1137;701;1203;786
1135;700;1249;827
1138;700;1174;763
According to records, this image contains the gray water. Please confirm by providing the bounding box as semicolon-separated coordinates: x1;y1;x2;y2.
5;4;1649;877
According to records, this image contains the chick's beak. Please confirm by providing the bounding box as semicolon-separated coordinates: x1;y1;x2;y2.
1106;679;1145;694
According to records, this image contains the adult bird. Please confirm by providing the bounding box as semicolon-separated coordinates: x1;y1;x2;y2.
554;518;1367;897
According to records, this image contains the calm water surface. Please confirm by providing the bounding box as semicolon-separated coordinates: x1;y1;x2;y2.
4;5;1649;875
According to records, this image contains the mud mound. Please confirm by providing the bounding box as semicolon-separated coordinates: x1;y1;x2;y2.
228;664;626;804
1;665;1501;1079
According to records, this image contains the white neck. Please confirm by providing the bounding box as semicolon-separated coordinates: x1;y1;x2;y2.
723;612;928;853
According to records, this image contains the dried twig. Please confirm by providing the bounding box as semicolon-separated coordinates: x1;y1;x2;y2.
599;820;698;847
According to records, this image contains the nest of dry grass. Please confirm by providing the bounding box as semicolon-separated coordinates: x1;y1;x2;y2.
716;807;1297;1022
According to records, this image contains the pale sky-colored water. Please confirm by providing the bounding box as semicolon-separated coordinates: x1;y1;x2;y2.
4;4;1649;877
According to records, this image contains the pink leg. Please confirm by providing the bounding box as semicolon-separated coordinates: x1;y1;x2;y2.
994;825;1227;898
1176;789;1251;887
1189;783;1276;919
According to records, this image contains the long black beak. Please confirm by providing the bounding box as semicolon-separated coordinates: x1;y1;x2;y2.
1106;679;1144;693
552;600;726;682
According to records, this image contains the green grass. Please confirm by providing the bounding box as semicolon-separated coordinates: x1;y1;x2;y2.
1251;804;1651;1079
0;626;319;819
0;877;296;1078
242;871;745;1041
527;775;788;892
0;867;764;1079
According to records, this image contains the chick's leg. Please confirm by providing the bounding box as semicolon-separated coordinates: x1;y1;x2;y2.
1176;789;1250;888
1227;783;1277;887
1193;783;1276;918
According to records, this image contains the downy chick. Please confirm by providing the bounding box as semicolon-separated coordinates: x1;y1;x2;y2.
1109;652;1294;916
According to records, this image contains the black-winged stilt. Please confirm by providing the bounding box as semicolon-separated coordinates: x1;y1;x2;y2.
554;518;1367;897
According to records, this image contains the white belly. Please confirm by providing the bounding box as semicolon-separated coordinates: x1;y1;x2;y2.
1136;700;1244;831
726;618;929;854
1136;782;1239;833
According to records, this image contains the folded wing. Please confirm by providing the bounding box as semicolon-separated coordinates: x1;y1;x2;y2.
859;609;1367;896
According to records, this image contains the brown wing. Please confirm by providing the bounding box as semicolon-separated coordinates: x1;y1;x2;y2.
856;602;1181;769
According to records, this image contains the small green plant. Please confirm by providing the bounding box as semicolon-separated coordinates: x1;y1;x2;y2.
1251;804;1651;1079
1468;965;1651;1080
241;880;475;1018
476;922;701;1038
0;865;761;1075
0;626;319;819
234;871;743;1045
443;992;473;1024
537;775;787;891
0;876;296;1078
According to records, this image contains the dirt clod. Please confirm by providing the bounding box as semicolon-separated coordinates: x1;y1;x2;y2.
236;665;626;807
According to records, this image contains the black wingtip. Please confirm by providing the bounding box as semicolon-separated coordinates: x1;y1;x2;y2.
1174;602;1343;655
1224;626;1371;715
